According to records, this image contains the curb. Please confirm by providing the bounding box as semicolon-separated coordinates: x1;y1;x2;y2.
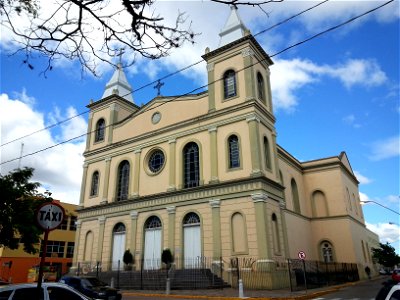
122;279;371;300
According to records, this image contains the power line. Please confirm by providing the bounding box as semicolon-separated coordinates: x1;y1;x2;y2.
0;0;329;148
0;0;394;166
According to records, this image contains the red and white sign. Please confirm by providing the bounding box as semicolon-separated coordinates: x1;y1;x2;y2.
298;251;306;260
36;202;65;231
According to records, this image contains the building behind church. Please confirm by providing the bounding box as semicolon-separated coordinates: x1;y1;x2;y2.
72;7;379;288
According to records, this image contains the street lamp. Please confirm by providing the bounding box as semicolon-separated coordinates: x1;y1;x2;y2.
360;200;400;216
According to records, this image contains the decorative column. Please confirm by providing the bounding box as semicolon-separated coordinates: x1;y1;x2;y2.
168;139;176;191
206;62;216;112
130;211;138;256
247;116;262;176
242;47;256;101
272;130;280;181
209;199;222;260
132;149;141;197
166;206;176;252
252;193;275;270
72;220;82;266
101;157;111;204
208;126;219;183
85;112;93;150
79;163;89;208
96;216;106;264
108;103;119;144
279;200;290;258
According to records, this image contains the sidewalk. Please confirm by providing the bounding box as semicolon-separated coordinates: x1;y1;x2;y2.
122;279;368;300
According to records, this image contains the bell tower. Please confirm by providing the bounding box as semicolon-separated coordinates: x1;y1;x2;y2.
202;6;274;115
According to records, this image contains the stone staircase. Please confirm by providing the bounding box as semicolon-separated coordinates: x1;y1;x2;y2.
92;268;230;290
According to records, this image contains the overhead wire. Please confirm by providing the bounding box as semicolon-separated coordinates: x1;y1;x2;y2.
0;0;394;166
0;0;330;148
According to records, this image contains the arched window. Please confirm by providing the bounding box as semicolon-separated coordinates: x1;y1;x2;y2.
291;178;301;213
264;136;272;170
231;212;247;254
272;213;281;255
183;212;201;225
223;70;237;99
95;119;105;142
257;72;265;102
346;188;352;211
116;160;129;201
145;216;162;229
228;135;240;168
183;142;200;188
320;241;334;263
312;190;328;217
90;171;99;196
84;231;93;262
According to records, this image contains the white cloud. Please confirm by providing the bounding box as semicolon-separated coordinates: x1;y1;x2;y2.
354;171;372;184
366;222;400;245
368;136;400;161
325;59;387;89
342;114;362;128
0;93;86;204
270;58;387;112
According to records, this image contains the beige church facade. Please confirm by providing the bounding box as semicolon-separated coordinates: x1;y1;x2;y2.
73;8;379;285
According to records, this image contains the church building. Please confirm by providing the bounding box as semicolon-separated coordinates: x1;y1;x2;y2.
73;7;379;285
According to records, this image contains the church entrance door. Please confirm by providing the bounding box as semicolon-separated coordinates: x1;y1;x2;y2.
183;213;201;268
143;216;162;270
111;223;126;271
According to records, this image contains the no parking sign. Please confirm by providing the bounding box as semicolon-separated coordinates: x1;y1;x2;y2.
298;251;306;260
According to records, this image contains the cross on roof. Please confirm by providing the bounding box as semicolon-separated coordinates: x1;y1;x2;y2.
154;80;164;96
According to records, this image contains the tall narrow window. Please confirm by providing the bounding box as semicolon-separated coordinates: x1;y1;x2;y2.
257;72;265;102
264;136;272;170
183;142;200;188
291;178;301;213
95;119;105;142
223;70;237;99
116;160;130;201
228;135;240;168
90;171;99;196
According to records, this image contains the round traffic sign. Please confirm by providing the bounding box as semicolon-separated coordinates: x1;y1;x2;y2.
36;202;65;231
298;251;306;260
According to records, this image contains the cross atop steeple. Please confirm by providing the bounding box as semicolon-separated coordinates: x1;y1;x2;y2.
117;48;125;65
154;80;164;97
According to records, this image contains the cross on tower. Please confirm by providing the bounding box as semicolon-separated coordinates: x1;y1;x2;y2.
154;80;164;96
113;48;125;65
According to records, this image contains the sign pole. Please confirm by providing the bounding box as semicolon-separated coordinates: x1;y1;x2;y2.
37;230;49;292
35;201;65;294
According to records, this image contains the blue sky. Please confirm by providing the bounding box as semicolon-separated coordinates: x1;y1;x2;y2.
1;1;399;253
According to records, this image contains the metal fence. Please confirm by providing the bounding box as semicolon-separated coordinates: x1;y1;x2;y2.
74;257;359;291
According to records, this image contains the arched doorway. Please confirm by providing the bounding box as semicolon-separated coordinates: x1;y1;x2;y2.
183;212;201;268
112;223;126;270
143;216;162;270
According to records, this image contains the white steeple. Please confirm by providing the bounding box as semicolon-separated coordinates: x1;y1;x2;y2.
102;64;134;103
218;6;248;47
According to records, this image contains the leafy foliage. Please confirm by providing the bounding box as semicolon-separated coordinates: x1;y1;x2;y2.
161;248;173;265
0;167;52;254
372;242;400;268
